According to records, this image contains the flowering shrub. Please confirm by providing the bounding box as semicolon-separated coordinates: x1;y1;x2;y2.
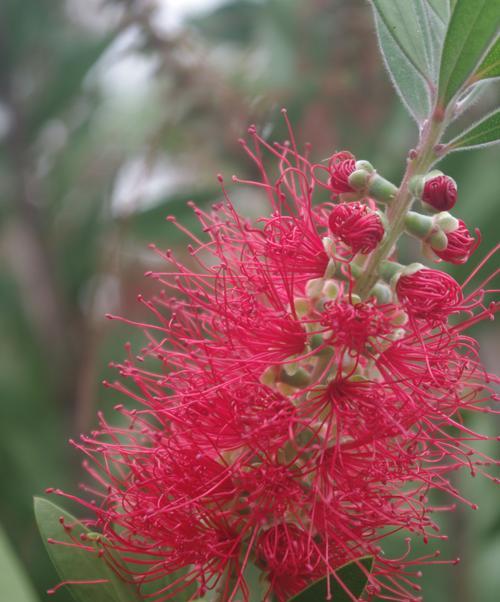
35;2;500;601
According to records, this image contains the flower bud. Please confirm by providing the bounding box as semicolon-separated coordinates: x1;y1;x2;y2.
348;169;370;190
305;277;325;299
328;151;356;194
293;297;310;317
433;211;459;233
415;173;457;212
395;267;462;321
409;170;441;197
370;282;392;304
355;159;374;173
328;202;384;254
428;229;448;251
432;219;476;264
322;279;339;299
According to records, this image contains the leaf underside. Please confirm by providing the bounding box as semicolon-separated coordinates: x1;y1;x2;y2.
371;0;451;124
372;8;431;123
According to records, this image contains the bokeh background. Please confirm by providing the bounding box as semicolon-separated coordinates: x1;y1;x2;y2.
0;1;498;601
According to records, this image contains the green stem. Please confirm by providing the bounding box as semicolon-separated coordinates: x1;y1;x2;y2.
355;116;447;299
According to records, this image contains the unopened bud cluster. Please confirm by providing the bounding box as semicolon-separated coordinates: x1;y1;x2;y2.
403;171;476;263
326;151;477;281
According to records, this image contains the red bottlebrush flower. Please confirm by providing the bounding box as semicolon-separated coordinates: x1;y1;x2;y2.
320;300;393;352
433;219;477;264
328;151;356;194
328;201;384;254
46;119;499;602
261;214;330;288
396;267;463;321
422;175;457;211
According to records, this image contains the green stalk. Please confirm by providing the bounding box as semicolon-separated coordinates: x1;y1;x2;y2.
355;115;447;299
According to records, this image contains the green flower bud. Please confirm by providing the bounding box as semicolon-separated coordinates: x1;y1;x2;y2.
434;211;459;233
355;160;374;172
428;229;448;251
370;282;392;304
322;279;339;299
293;297;310;318
305;278;324;299
348;169;371;190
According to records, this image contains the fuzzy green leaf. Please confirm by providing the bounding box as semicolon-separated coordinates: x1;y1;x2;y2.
437;0;500;105
446;108;500;150
34;497;140;602
422;0;448;79
289;556;374;602
373;11;431;123
0;524;40;602
426;0;450;23
371;1;434;79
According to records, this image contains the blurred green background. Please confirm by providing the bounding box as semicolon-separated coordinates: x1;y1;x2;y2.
0;1;498;601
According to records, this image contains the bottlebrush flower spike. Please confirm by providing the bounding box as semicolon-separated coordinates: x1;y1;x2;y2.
45;117;498;602
422;174;457;211
432;219;478;264
328;201;384;254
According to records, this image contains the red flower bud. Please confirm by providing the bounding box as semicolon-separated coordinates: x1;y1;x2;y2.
396;268;462;321
432;220;477;264
422;175;457;211
328;151;356;194
328;202;384;254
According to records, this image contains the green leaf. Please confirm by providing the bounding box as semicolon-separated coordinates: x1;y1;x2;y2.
422;0;448;79
437;0;500;105
446;108;500;150
289;556;374;602
34;497;141;602
371;1;434;80
426;0;450;23
471;37;500;83
373;11;431;123
0;524;40;602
